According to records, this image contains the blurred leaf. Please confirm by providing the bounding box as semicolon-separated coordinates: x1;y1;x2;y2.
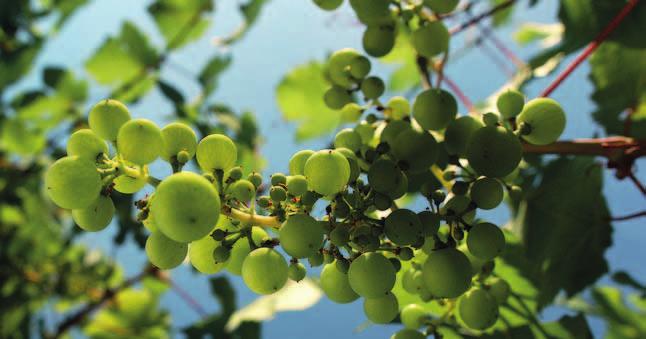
158;80;185;106
0;42;42;92
513;23;563;47
589;42;646;138
490;0;514;27
592;287;646;338
240;0;267;25
148;0;213;50
51;0;89;29
199;55;231;95
381;31;419;92
276;61;340;140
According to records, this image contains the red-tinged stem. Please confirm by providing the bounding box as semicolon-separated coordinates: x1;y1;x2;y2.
521;138;646;157
540;0;640;97
627;172;646;197
449;0;516;35
167;278;209;318
610;210;646;222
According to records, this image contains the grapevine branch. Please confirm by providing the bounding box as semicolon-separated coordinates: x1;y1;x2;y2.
448;0;516;35
610;210;646;222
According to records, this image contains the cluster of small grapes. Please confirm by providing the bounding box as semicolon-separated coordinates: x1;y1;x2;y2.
313;0;453;59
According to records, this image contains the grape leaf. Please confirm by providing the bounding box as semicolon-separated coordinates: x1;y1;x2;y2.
199;55;232;96
276;62;341;140
591;287;646;338
147;0;214;50
381;31;419;92
589;42;646;138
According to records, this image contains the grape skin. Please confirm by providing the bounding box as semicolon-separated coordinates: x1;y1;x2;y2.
425;0;459;14
334;128;363;152
67;129;108;162
496;89;525;118
516;98;566;145
45;156;102;209
391;129;439;173
466;222;505;260
304;149;350;196
466;125;522;178
422;248;473;298
228;179;256;202
411;22;450;58
289;150;315;175
226;226;268;275
391;329;425;339
401;304;426;329
457;288;499;330
242;248;288;295
324;86;353;110
117;119;164;165
385;209;423;246
363;292;399;324
313;0;343;11
145;231;188;269
363;24;396;57
349;0;391;25
320;261;360;303
160;122;197;162
444;116;484;156
368;158;402;193
488;278;511;304
348;252;396;298
413;89;458;131
361;76;385;99
328;48;362;89
88;99;131;142
72;195;114;231
279;214;324;258
470;177;504;210
189;234;227;274
196;134;237;173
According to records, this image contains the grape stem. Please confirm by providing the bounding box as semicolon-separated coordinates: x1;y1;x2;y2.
222;205;282;229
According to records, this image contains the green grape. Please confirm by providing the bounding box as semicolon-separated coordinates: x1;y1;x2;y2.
45;156;102;209
388;170;408;200
380;120;412;146
248;172;263;188
334;128;362;152
189;234;227;274
289;150;315;175
161;122;197;162
422;248;472;298
398;247;414;261
425;0;459;14
516;98;566;145
304;149;350;196
212;245;231;264
313;0;343;11
308;251;324;267
444;115;484;156
413;89;457;131
270;186;287;202
362;24;396;57
374;192;392;210
320;261;360;303
288;262;307;282
411;21;449;57
242;247;288;294
496;89;525;118
88;99;131;141
385;209;423;246
458;243;487;275
361;76;385;100
117;119;163;165
270;172;287;186
67;129;108;161
328;48;362;89
482;112;500;127
470;177;503;210
72;195;114;231
286;175;308;196
349;0;391;24
368;158;403;193
401;268;419;294
363;292;399;324
145;231;188;269
229;179;256;202
335;148;361;183
113;172;147;194
418;210;440;236
355;121;375;144
457;288;499;330
114;289;154;323
150;172;220;243
330;225;350;247
349;55;371;79
226;226;268;275
196;134;237;173
340;103;364;123
279;214;324;258
143;213;158;233
466;222;505;260
391;129;438;173
401;304;426;329
227;166;243;181
466;125;522;178
348;252;396;298
391;329;425;339
324;86;353;110
441;194;475;223
488;278;511;304
387;96;410;120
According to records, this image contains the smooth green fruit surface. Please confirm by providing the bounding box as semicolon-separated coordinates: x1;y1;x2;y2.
348;252;396;298
363;292;399;324
67;129;108;161
72;195;114;231
516;98;566;145
45;156;102;209
88;99;131;141
411;22;450;57
458;288;499;330
422;248;472;298
321;261;360;303
161;122;197;162
189;233;227;274
279;214;324;258
466;126;522;178
196;134;237;172
466;222;505;260
117;119;163;165
242;248;288;294
470;177;503;210
401;304;426;329
413;89;457;131
145;231;188;269
496;89;525;118
444;116;484;156
304;149;350;196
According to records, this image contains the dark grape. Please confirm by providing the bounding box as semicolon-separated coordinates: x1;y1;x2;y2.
385;209;423;246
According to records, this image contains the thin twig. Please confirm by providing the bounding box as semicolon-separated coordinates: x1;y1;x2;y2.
627;172;646;197
609;210;646;222
449;0;517;35
166;278;209;317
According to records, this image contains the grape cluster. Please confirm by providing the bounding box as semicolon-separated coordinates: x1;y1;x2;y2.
45;42;566;339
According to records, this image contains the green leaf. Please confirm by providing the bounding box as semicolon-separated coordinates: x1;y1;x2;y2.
0;42;42;92
148;0;213;50
239;0;267;26
381;31;420;92
513;23;563;46
589;42;646;138
51;0;89;29
591;287;646;338
199;55;231;95
510;157;612;308
276;61;341;140
490;0;514;27
158;80;185;106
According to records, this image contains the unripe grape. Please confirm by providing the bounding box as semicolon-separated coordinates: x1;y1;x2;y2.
248;172;263;188
349;0;391;24
385;209;423;246
466;125;522;178
242;247;288;294
212;245;231;264
286;175;308;196
516;98;566;145
189;234;227;274
398;247;414;261
380;120;412;146
88;99;131;141
413;89;457;131
391;129;438;173
196;134;237;173
289;150;315;175
320;261;359;303
470;177;503;210
355;121;375;144
401;304;426;329
304;149;350;196
67;129;108;161
160;122;197;163
145;231;187;269
444;116;483;156
324;86;353;110
330;225;350;247
422;248;473;298
301;190;320;207
226;226;268;275
349;55;371;79
313;0;342;11
270;186;287;202
441;194;476;223
451;181;469;196
391;329;425;339
425;0;459;14
226;166;243;181
335;148;361;183
374;192;392;211
288;262;307;282
364;292;399;324
72;195;114;231
389;257;402;272
228;179;255;202
279;214;324;258
401;268;419;294
257;196;271;208
411;21;449;57
340;103;364;123
308;251;324;267
368;158;402;193
388;171;408;200
151;172;220;243
45;156;102;209
418;211;440;236
334;128;362;152
328;48;362;89
363;24;396;57
387;96;410;120
361;76;385;100
496;89;525;118
488;278;511;304
482;112;500;126
457;288;499;330
348;252;396;298
466;222;505;260
117;119;163;165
